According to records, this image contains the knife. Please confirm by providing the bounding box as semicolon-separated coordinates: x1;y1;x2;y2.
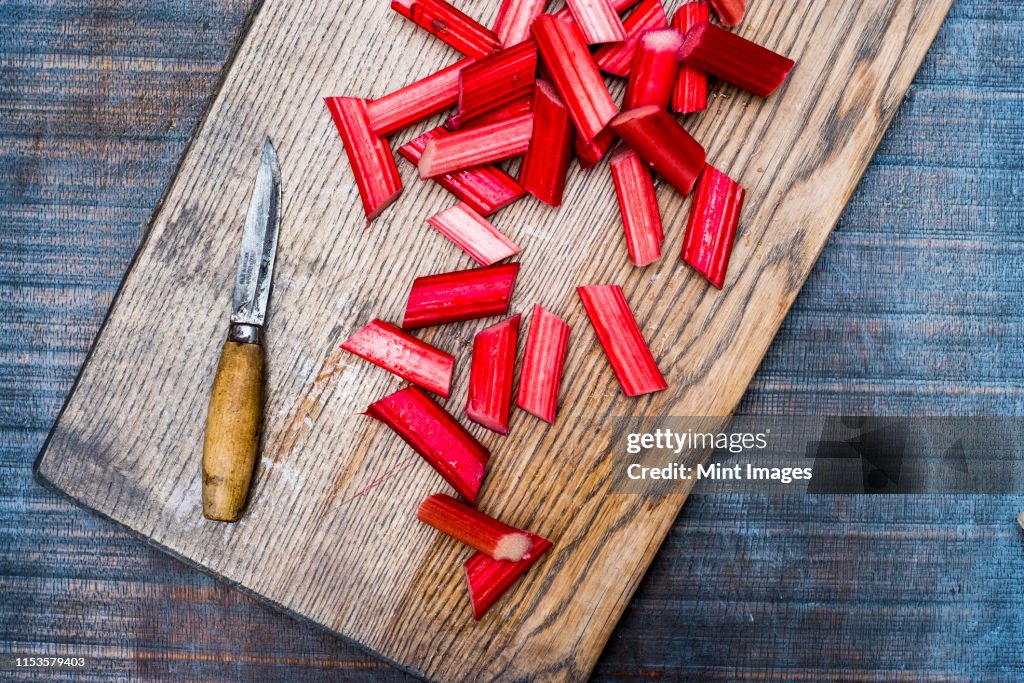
202;138;282;522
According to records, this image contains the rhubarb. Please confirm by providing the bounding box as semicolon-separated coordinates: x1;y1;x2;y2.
366;57;471;137
709;0;745;27
342;319;455;397
575;127;616;170
367;386;489;504
531;15;618;147
593;0;668;77
682;165;745;288
494;0;547;47
446;94;532;130
672;2;709;114
466;315;520;434
451;42;537;128
677;22;795;97
325;97;403;222
520;80;574;206
610;105;706;196
403;262;520;329
391;0;501;59
419;113;534;179
565;0;628;44
577;284;667;396
609;148;662;267
624;28;684;110
465;532;552;619
552;0;642;23
428;203;521;266
399;127;524;216
419;493;533;561
516;305;570;424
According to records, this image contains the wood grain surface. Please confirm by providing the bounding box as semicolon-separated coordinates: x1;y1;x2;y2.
14;0;1015;679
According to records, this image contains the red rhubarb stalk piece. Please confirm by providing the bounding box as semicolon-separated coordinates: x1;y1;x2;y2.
450;41;538;128
367;387;489;504
428;203;521;266
709;0;745;27
609;147;662;267
366;57;472;136
419;113;534;179
565;0;628;44
494;0;547;47
446;95;532;130
624;28;683;110
682;165;745;288
465;532;552;620
403;262;520;330
531;15;619;148
577;284;667;397
399;127;524;216
552;0;642;23
419;493;533;561
677;22;795;97
593;0;668;77
610;105;706;196
575;127;616;170
516;305;570;424
519;80;574;207
391;0;501;59
341;319;455;397
672;2;709;114
325;97;403;222
466;315;521;434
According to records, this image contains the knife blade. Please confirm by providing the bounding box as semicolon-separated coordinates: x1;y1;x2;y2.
202;138;282;522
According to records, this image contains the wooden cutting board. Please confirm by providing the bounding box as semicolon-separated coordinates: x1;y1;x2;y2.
37;1;952;679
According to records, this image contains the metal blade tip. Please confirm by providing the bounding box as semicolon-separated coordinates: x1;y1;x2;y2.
262;137;281;180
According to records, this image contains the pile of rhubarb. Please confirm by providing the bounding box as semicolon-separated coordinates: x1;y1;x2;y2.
330;0;793;620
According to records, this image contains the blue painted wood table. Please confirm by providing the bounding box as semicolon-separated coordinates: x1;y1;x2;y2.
2;1;1022;680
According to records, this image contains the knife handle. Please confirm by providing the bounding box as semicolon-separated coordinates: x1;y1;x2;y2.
202;324;264;522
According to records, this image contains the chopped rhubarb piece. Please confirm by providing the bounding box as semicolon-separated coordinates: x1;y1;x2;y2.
367;387;489;504
465;532;552;620
709;0;745;27
565;0;628;44
682;165;745;288
593;0;668;77
520;80;574;206
577;284;667;397
342;319;455;397
446;95;532;130
516;305;570;424
419;493;533;561
466;315;521;434
624;28;683;110
532;15;618;147
391;0;501;59
366;57;472;136
677;22;795;97
399;127;524;216
451;42;537;128
419;113;533;179
325;97;403;222
575;127;616;169
610;105;706;196
493;0;547;47
428;203;521;266
610;148;662;267
552;0;642;23
403;262;520;329
672;2;709;114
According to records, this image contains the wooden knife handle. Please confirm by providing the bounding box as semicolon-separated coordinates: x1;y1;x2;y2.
202;337;264;522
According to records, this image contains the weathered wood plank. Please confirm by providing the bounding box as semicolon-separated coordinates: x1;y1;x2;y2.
32;0;954;679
